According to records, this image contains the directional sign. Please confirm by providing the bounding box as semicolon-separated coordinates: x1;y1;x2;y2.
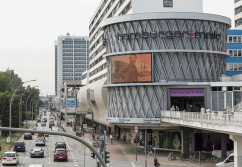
100;133;103;136
7;136;10;143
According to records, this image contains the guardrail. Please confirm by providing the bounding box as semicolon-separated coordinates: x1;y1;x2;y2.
161;111;242;125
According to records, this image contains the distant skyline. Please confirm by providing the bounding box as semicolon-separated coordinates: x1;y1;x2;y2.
0;0;234;96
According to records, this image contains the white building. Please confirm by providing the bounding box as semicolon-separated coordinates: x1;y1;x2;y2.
55;33;89;97
235;0;242;29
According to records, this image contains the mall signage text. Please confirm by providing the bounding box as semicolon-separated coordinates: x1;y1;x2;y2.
117;30;221;40
106;117;161;124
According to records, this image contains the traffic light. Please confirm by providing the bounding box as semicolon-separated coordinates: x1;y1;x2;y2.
104;150;110;163
154;158;158;166
91;152;95;159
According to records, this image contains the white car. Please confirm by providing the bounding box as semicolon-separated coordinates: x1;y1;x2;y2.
35;138;45;146
2;151;19;166
49;117;54;121
216;153;234;167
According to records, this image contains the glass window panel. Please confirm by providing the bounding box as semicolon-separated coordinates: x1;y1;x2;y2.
234;64;238;70
234;50;238;57
238;64;242;70
163;0;173;7
229;64;233;71
239;37;242;43
233;36;238;43
229;37;232;42
229;50;233;57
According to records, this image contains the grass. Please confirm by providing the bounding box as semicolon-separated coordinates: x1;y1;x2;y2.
0;132;23;158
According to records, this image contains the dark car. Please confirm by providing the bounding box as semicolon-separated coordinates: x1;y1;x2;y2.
24;133;32;140
13;141;25;152
37;118;41;123
55;142;66;150
30;148;44;158
53;149;68;162
49;122;55;128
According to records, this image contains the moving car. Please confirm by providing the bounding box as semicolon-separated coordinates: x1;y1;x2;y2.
24;133;32;140
53;149;68;162
30;148;44;158
41;121;46;126
42;117;47;122
35;138;45;146
216;153;234;167
49;117;54;121
2;152;19;166
55;142;66;150
13;141;25;152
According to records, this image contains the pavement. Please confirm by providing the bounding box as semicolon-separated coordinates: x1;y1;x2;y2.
52;111;217;167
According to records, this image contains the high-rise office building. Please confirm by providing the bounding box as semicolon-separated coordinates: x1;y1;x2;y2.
235;0;242;29
55;33;89;95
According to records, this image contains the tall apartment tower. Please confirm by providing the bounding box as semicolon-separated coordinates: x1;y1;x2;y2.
235;0;242;29
55;33;89;95
83;0;203;84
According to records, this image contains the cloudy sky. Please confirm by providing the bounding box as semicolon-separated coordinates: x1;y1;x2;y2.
0;0;234;95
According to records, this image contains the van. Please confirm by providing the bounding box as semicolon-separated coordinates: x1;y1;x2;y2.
216;153;234;167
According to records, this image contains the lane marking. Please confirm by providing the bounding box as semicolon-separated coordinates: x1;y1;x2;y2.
63;136;79;153
131;162;135;167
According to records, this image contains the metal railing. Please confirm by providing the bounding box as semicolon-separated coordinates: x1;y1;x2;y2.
161;111;242;125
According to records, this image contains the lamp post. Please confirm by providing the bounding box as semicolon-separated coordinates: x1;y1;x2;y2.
30;95;39;121
9;79;36;139
19;86;38;127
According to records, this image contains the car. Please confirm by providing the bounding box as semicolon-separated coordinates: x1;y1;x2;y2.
37;119;41;123
24;133;32;140
53;149;68;162
30;148;44;158
41;122;46;126
29;164;44;167
2;151;19;166
42;117;47;122
49;117;54;121
55;142;66;150
35;138;45;146
216;153;234;167
45;134;49;137
13;141;25;152
36;133;46;140
49;122;55;128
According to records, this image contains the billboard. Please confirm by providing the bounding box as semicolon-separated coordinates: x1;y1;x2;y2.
67;99;75;113
111;54;152;83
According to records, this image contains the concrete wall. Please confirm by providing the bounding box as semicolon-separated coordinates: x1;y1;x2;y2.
132;0;203;14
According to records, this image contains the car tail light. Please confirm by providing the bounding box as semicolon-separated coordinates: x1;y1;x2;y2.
13;146;15;148
3;158;6;160
12;158;16;159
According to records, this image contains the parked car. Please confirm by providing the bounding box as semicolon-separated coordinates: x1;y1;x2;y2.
30;148;44;158
2;151;19;166
24;133;32;140
13;141;25;152
53;149;68;162
35;138;45;146
55;142;66;150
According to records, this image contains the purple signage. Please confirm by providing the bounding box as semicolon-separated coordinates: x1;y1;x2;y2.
170;88;204;97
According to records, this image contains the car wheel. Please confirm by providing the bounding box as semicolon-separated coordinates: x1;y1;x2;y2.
2;164;4;166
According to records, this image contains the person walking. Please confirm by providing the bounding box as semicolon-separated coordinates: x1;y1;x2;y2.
123;133;126;144
201;106;205;119
223;108;227;123
206;107;211;119
110;134;113;144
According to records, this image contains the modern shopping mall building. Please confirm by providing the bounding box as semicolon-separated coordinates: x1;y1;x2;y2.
74;0;242;156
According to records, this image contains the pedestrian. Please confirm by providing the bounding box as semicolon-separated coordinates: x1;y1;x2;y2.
93;124;96;133
82;131;85;139
110;134;113;144
170;105;175;111
200;106;205;113
123;133;126;144
175;105;179;111
206;107;211;119
223;108;227;123
227;106;231;122
92;134;95;141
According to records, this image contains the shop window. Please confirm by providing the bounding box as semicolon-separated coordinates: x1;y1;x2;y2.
212;87;222;91
234;87;241;90
227;87;233;91
163;0;173;7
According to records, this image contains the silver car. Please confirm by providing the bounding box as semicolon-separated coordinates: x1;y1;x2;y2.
35;138;45;146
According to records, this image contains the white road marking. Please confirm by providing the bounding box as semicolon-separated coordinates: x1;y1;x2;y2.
131;162;135;167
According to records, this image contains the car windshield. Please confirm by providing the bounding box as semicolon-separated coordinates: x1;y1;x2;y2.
4;153;16;157
56;150;66;154
38;133;44;137
14;142;24;146
57;143;65;146
33;148;41;151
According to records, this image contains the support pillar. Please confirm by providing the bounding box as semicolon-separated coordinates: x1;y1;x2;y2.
181;127;190;157
221;134;228;159
230;134;242;167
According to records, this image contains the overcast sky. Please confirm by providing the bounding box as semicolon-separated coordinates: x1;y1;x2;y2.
0;0;234;96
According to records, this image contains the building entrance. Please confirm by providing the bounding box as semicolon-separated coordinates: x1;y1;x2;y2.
171;97;204;112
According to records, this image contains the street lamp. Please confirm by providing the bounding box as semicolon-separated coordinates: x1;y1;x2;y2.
9;79;36;139
30;95;39;121
26;91;38;120
19;86;38;127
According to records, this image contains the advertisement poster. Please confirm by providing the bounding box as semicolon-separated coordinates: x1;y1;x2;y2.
111;54;152;83
67;99;75;113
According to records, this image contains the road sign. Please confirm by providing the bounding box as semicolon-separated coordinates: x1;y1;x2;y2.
100;133;103;136
83;124;87;129
7;136;10;143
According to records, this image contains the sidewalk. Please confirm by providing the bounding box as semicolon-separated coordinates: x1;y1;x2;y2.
52;112;216;167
